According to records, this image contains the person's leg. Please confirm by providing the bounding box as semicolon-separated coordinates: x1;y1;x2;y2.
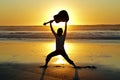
61;50;76;67
44;51;58;67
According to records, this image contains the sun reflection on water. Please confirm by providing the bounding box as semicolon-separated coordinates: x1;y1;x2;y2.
53;55;67;64
47;42;74;64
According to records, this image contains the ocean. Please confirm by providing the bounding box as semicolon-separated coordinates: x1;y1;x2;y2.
0;25;120;40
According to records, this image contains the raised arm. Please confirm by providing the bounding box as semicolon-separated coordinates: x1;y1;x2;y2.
63;22;67;37
50;20;56;37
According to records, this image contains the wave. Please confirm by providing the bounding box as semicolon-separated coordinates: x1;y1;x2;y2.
0;31;120;40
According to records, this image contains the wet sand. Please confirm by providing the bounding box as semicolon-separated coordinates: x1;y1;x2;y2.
0;40;120;80
0;63;120;80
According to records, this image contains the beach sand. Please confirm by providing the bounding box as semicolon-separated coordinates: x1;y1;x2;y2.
0;63;120;80
0;40;120;80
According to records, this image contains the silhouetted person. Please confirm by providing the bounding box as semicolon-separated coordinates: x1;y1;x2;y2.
43;20;76;68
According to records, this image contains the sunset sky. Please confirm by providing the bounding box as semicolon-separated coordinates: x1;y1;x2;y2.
0;0;120;25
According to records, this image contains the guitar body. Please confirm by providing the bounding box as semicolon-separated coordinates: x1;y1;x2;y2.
54;10;69;23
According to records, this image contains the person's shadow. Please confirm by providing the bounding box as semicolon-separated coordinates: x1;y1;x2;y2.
40;68;47;80
40;66;96;80
73;68;80;80
39;67;80;80
73;65;96;80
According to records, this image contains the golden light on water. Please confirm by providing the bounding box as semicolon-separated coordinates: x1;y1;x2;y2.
53;55;67;64
47;42;73;64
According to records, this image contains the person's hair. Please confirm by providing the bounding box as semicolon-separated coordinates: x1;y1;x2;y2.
57;28;63;36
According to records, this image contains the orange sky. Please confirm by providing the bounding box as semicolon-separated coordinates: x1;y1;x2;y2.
0;0;120;25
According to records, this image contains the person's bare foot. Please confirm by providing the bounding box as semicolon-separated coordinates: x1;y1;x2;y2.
40;65;48;68
73;65;80;68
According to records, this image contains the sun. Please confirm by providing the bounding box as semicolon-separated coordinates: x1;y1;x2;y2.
52;22;65;28
42;5;78;25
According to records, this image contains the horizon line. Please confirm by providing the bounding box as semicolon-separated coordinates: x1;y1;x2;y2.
0;24;120;27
